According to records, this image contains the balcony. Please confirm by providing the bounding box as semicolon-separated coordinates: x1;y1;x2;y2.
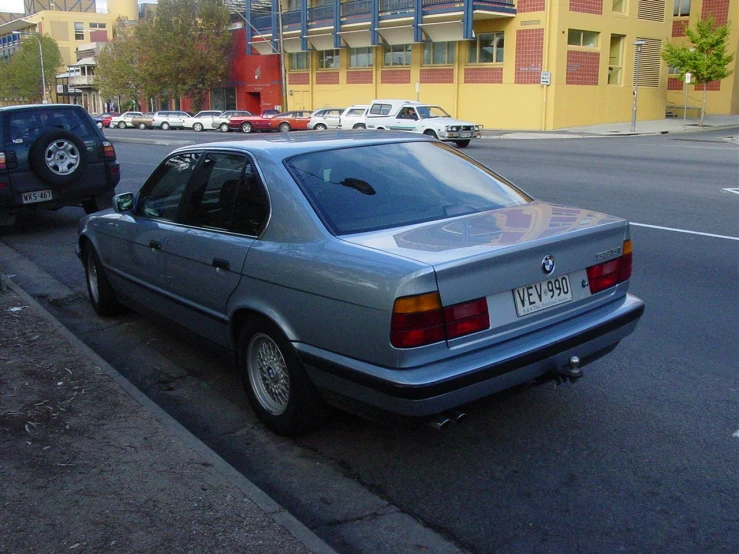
68;74;96;87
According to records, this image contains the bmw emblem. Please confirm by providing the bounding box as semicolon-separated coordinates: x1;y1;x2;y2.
541;255;555;275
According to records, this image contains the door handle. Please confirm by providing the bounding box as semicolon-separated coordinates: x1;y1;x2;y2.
149;240;161;250
212;258;230;271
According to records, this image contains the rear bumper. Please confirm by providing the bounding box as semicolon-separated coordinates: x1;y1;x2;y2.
297;294;644;416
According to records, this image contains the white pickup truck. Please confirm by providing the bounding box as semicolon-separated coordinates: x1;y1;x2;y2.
364;99;482;148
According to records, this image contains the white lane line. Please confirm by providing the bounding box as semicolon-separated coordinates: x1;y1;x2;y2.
723;188;739;195
632;223;739;241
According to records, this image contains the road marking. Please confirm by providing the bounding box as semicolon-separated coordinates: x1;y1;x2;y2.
723;188;739;195
632;223;739;241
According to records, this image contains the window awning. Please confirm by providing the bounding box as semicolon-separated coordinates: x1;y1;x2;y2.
70;57;96;66
307;33;336;51
338;29;373;48
419;21;469;42
248;40;277;55
375;25;416;45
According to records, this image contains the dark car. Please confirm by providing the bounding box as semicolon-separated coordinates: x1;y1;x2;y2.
77;132;643;436
0;104;120;226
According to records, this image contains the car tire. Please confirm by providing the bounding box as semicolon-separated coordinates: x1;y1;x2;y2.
161;122;170;130
138;123;146;130
82;190;115;214
241;122;253;133
314;123;327;130
117;121;126;129
353;123;366;129
29;129;88;187
220;123;230;132
454;140;471;148
238;317;328;436
278;122;291;132
83;243;122;317
423;129;438;139
193;122;204;132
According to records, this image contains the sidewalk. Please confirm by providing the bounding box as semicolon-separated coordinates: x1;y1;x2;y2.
0;275;336;554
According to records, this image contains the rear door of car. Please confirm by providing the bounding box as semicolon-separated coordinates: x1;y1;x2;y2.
164;150;267;346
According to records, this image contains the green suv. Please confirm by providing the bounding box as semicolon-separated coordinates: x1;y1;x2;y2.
0;104;120;226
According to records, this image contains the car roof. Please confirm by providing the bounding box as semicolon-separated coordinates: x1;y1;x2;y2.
170;130;433;159
0;103;86;113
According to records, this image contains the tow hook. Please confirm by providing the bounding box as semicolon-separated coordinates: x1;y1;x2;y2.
554;356;583;384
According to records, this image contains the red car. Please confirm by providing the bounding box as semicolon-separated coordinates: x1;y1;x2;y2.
228;109;279;133
269;110;313;132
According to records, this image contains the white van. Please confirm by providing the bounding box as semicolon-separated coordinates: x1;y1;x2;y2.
338;105;369;129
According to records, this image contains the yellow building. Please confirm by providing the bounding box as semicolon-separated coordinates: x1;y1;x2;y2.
247;0;737;130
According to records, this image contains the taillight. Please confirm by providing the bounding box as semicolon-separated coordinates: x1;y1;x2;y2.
0;152;6;170
102;141;116;160
391;292;490;348
587;240;633;294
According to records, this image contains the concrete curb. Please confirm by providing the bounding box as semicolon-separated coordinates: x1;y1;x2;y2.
3;276;338;554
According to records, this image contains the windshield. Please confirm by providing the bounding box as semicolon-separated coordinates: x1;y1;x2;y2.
417;106;451;119
285;141;531;235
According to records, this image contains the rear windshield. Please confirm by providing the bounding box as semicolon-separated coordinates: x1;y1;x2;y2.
285;141;531;235
6;107;98;143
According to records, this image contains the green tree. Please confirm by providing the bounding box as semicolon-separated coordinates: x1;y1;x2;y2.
96;18;147;110
136;0;232;112
2;34;63;104
662;15;735;126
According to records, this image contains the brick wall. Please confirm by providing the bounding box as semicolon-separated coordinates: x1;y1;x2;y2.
289;72;309;85
668;77;684;90
702;0;730;25
515;28;544;84
464;67;503;84
316;71;339;85
569;0;603;15
420;68;454;84
672;20;688;36
518;0;546;11
381;69;411;84
566;51;600;85
346;71;373;84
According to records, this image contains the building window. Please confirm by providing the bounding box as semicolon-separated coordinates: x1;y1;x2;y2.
211;87;236;111
289;52;310;71
612;0;626;12
89;23;107;29
318;49;340;69
608;34;625;84
384;44;411;66
349;47;374;68
74;22;84;41
468;32;504;64
673;0;690;16
567;29;599;47
423;41;455;65
285;0;300;11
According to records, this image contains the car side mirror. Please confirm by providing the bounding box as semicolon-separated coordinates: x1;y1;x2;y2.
113;192;134;213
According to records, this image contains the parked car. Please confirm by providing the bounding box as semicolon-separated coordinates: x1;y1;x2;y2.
270;110;313;132
211;110;254;132
307;107;344;130
92;112;118;129
183;110;223;132
228;110;280;133
338;105;368;129
365;99;482;148
76;131;644;435
151;110;192;130
110;111;143;129
1;104;120;226
131;112;154;130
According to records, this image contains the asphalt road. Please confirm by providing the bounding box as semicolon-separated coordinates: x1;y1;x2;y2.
1;127;737;554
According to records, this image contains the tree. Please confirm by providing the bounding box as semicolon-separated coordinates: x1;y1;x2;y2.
662;16;735;126
96;18;147;110
1;34;63;104
135;0;232;112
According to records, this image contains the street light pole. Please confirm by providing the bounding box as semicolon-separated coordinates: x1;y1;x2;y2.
631;40;646;133
12;31;48;104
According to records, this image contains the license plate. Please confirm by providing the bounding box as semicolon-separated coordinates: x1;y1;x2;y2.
513;275;573;317
22;190;52;204
460;132;472;138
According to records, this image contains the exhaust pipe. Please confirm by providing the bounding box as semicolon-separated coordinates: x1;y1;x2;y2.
445;409;467;424
425;414;452;431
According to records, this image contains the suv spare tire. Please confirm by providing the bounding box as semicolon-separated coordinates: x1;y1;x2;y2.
29;129;88;186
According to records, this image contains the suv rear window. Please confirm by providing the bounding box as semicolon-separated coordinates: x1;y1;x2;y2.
286;141;531;235
7;108;97;143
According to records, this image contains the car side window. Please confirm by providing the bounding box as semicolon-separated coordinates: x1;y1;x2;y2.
136;152;200;220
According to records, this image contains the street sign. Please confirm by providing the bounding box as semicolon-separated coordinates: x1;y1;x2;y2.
685;72;692;84
540;71;551;86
